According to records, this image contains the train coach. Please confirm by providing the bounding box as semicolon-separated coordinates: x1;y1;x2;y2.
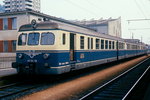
12;20;147;75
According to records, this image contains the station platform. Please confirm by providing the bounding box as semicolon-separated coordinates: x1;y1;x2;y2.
0;68;17;77
0;53;17;77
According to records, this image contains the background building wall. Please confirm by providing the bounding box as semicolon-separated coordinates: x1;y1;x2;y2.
0;13;42;52
108;17;121;37
0;4;4;13
71;17;122;38
4;0;40;12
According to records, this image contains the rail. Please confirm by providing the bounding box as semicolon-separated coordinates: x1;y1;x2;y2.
79;57;150;100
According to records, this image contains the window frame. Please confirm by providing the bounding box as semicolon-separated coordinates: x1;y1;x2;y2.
91;38;93;49
80;36;84;49
105;40;108;49
96;38;100;49
40;32;55;45
62;33;66;45
28;32;40;45
101;39;104;49
88;37;90;49
18;33;27;46
109;41;112;49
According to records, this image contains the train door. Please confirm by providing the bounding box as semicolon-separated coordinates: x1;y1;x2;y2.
70;33;76;69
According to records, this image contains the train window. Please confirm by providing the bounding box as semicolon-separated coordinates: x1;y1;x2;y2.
80;36;84;49
41;32;55;45
28;33;40;45
62;33;66;45
119;42;121;49
105;40;108;49
101;39;104;49
127;44;129;49
123;43;125;49
109;41;111;49
88;37;90;49
18;33;27;45
91;38;93;49
96;39;100;49
112;41;115;49
119;42;124;49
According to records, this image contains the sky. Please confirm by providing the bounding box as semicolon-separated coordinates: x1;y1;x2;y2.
1;0;150;44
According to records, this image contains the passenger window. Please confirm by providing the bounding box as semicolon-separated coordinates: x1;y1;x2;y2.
119;42;123;49
105;40;108;49
101;39;104;49
88;37;90;49
112;41;115;49
109;41;111;49
41;32;55;45
62;33;66;45
18;33;27;45
80;36;84;49
96;39;100;49
91;38;93;49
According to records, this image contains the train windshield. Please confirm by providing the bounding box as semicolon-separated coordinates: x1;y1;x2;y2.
28;33;40;45
41;32;55;45
18;33;27;45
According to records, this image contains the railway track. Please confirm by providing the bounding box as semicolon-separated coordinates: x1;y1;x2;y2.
0;81;41;100
79;57;150;100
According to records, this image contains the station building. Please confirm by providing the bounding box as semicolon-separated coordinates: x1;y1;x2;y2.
0;10;93;53
0;11;60;52
71;17;122;38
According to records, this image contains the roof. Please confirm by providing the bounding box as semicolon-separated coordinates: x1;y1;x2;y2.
0;10;95;31
72;18;119;26
19;21;123;41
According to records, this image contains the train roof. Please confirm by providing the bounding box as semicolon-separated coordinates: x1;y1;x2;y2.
19;21;124;41
19;21;145;45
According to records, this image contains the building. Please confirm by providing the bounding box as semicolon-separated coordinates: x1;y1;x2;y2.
72;17;122;38
124;39;140;44
0;10;93;53
3;0;40;12
0;4;4;13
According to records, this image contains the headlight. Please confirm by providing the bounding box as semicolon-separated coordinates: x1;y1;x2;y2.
43;54;49;59
18;54;23;59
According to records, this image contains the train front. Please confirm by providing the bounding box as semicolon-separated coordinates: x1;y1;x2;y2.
12;20;61;75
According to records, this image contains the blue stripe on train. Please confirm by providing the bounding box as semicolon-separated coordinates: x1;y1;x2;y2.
16;50;146;69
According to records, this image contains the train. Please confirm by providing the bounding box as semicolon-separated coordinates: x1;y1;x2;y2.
12;20;147;75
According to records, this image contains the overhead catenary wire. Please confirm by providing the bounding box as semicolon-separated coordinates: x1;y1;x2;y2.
134;0;148;19
129;28;150;30
64;0;100;18
134;0;150;24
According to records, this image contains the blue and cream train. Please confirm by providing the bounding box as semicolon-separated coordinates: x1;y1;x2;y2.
12;21;147;75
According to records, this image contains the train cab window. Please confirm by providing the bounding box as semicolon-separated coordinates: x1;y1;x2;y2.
101;39;104;49
18;33;27;45
105;40;108;49
62;33;66;45
96;39;100;49
109;41;111;49
41;32;55;45
28;33;40;45
80;36;84;49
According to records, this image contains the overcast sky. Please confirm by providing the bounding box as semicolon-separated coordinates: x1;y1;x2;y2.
1;0;150;44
